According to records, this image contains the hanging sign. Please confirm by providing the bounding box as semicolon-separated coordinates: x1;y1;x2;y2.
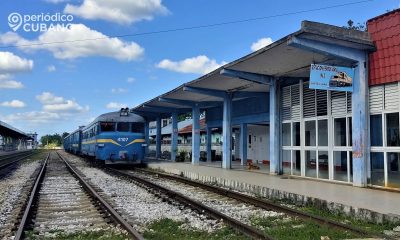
309;64;354;92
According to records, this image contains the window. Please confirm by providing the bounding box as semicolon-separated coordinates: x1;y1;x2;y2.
333;151;348;182
131;122;144;133
386;113;399;147
305;150;316;178
293;122;300;146
305;121;316;146
282;150;291;174
371;152;384;186
387;152;400;188
282;123;291;146
318;120;328;146
100;122;115;132
334;118;346;146
370;115;383;146
318;151;329;179
117;122;130;132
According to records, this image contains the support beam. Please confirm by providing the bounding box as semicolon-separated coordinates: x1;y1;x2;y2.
222;94;232;169
192;105;200;164
144;120;150;156
183;86;226;98
141;105;189;113
287;36;364;62
156;117;161;159
269;79;280;175
171;112;178;161
352;59;368;187
233;91;267;99
240;123;247;166
159;97;222;108
220;68;273;85
206;127;212;162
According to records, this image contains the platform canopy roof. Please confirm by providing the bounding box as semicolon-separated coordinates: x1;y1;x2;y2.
132;20;375;120
0;120;31;139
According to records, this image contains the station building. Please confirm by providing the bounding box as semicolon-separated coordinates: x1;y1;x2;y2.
133;9;400;190
0;120;32;152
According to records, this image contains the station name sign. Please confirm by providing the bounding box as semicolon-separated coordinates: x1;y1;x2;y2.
309;64;355;92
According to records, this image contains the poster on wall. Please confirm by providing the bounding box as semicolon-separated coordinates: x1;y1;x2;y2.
309;64;355;92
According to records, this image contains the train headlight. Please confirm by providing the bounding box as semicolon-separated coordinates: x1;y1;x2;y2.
97;143;105;147
141;144;147;147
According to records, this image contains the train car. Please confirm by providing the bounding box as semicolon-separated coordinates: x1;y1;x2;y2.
80;108;146;164
63;128;83;154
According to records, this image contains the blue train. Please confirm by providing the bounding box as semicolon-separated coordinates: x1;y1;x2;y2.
63;108;146;164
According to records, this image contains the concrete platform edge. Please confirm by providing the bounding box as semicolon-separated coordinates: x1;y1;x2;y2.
147;165;400;224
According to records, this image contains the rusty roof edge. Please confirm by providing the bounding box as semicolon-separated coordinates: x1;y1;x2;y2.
300;20;375;49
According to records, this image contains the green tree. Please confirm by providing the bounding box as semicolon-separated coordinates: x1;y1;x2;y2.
40;133;63;147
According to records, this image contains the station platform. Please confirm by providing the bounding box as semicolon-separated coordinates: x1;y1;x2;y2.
146;159;400;221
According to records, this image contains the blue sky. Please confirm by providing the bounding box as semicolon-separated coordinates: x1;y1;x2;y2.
0;0;398;138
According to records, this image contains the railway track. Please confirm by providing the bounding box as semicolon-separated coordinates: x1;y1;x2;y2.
108;168;392;240
106;167;274;240
135;168;374;237
15;152;143;240
0;151;34;172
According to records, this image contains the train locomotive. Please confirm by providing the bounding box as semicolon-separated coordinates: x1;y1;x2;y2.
63;108;146;164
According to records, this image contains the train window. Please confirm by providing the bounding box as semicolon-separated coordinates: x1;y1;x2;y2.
117;122;130;132
131;122;144;133
100;122;115;132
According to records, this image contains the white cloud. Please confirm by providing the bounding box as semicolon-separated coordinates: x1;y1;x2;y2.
251;37;273;52
127;77;135;83
64;0;168;24
2;111;61;123
156;55;226;74
0;100;26;108
47;65;56;72
0;24;144;61
36;92;89;113
106;102;128;109
111;88;128;93
0;51;33;73
0;77;24;89
43;100;89;113
36;92;64;105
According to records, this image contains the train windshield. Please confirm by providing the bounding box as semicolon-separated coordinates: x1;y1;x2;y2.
117;122;130;132
131;122;144;133
100;122;115;132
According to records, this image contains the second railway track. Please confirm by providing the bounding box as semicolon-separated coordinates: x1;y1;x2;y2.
15;151;143;240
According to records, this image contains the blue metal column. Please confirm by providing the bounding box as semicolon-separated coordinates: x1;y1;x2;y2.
240;123;247;165
171;112;178;161
192;105;200;164
352;59;368;187
222;94;232;169
270;79;280;175
144;120;150;156
206;127;212;162
156;117;161;159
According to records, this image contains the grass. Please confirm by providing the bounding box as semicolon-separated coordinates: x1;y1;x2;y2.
24;229;129;240
250;215;360;240
299;205;400;235
143;218;250;240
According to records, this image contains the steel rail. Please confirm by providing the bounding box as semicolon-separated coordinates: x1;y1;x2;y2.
57;152;144;240
107;168;273;240
14;153;49;240
137;168;388;239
